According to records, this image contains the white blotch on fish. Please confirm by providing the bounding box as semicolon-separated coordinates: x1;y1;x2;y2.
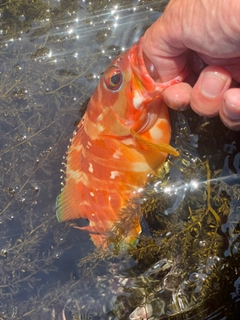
110;171;120;179
88;163;94;173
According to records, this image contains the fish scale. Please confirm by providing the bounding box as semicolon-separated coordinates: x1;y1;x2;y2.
56;37;189;248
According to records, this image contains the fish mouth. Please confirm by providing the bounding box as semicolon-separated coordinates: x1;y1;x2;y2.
129;37;190;93
129;37;156;93
127;37;162;134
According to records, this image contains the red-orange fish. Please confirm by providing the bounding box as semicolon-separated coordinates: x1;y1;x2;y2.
56;37;188;247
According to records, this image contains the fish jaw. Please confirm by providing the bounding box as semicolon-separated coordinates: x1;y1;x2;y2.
129;37;190;93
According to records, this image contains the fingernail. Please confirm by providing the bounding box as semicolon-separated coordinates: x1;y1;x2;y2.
201;72;227;98
223;100;240;121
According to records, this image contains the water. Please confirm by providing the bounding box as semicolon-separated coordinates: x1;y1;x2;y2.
0;0;240;319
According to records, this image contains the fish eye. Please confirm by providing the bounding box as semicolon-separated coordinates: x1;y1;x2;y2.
104;66;123;91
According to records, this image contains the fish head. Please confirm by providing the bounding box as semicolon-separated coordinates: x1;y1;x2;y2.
88;37;189;138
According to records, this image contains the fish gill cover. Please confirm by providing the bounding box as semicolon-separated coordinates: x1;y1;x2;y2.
0;0;240;319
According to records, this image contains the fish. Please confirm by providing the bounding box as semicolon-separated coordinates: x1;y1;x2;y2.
56;37;189;248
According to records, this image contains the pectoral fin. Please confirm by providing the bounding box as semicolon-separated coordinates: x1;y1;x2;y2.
130;129;179;156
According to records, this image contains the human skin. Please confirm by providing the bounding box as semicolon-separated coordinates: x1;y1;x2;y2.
142;0;240;130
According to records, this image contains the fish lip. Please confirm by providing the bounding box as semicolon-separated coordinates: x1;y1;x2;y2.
129;37;190;92
129;37;156;92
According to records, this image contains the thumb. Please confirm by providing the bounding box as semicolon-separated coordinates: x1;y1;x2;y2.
142;3;188;82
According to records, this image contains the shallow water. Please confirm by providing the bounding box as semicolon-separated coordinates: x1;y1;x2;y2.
0;0;240;319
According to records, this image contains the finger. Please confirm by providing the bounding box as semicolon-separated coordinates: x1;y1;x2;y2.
197;54;240;83
188;51;207;75
142;15;187;82
219;88;240;131
191;66;232;117
163;82;192;111
142;33;187;82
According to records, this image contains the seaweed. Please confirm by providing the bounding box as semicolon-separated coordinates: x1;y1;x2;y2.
75;112;240;319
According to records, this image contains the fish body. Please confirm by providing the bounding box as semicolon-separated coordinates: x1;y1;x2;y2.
56;37;188;247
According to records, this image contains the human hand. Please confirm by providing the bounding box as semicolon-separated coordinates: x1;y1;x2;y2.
142;0;240;130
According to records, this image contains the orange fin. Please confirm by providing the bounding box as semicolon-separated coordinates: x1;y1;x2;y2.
56;119;87;222
56;173;86;222
130;129;179;156
56;192;80;222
